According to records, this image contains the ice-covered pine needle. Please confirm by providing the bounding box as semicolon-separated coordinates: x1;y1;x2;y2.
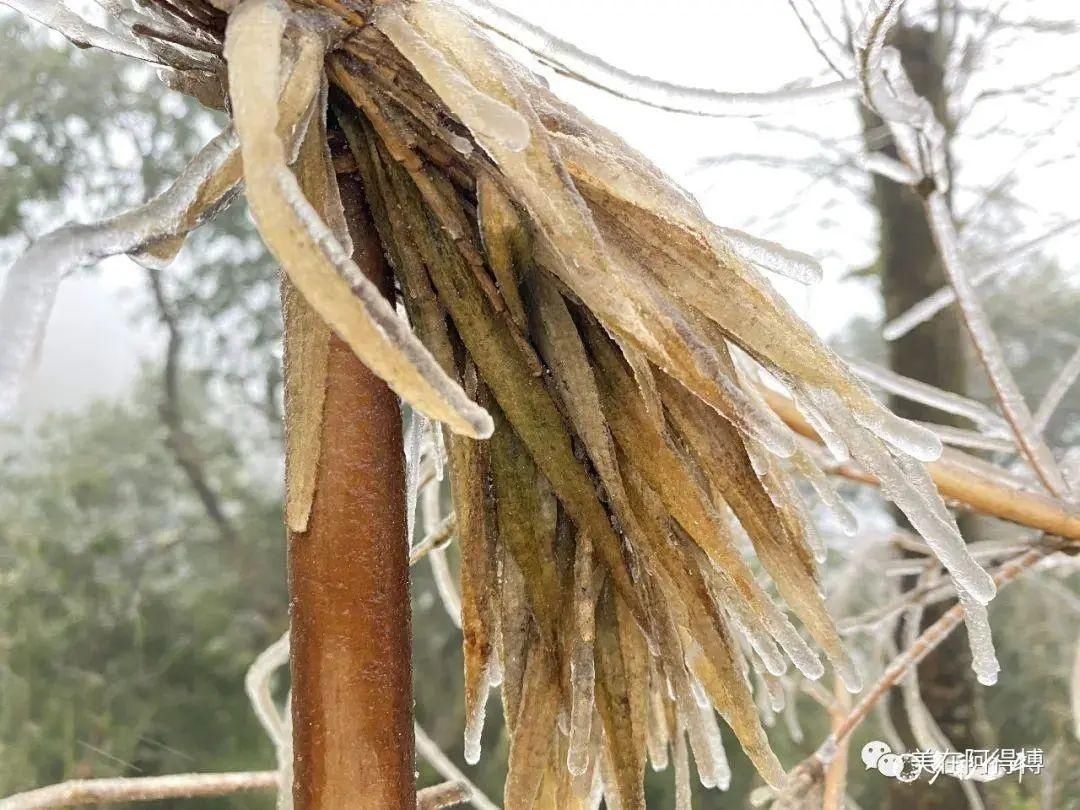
1;0;1002;806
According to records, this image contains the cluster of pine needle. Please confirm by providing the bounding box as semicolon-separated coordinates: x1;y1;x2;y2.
3;0;1000;806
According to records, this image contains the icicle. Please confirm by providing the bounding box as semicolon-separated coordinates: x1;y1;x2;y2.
789;446;859;536
568;531;597;775
645;662;670;772
703;564;800;678
4;0;162;63
375;6;531;152
782;685;804;744
848;358;1010;436
701;706;732;791
851;399;943;462
404;412;428;542
717;227;823;285
567;648;595;775
422;484;462;627
959;590;1000;686
672;717;692;810
452;0;855;118
802;385;996;604
227;0;493;440
463;671;491;765
752;665;776;726
919;422;1016;454
792;389;850;462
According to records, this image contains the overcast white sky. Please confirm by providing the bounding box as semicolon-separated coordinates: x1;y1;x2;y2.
12;0;1080;416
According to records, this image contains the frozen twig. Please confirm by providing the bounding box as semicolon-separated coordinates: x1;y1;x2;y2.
924;193;1068;496
453;0;856;117
761;387;1080;539
1034;343;1080;433
813;542;1059;757
882;218;1080;341
2;0;162;63
852;0;1069;495
417;781;473;810
244;630;292;808
420;478;461;626
786;0;854;79
410;511;457;565
0;772;278;809
413;724;501;810
847;358;1010;436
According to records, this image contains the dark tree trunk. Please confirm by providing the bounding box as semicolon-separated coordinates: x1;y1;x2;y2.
286;178;415;809
862;22;988;810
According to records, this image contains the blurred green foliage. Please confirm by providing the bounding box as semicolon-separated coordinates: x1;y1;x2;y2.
0;379;286;806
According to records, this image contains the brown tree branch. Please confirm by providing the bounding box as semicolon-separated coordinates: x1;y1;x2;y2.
761;388;1080;540
286;175;415;809
0;771;277;810
815;542;1058;757
145;268;238;545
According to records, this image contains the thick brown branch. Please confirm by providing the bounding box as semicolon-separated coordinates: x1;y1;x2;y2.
286;175;415;809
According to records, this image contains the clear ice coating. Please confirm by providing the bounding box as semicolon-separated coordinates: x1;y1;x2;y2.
850;397;944;462
789;447;859;536
375;6;532;152
848;358;1010;436
672;719;692;810
801;385;997;604
452;0;856;117
0;127;239;418
567;650;595;775
404;411;427;543
4;0;162;63
959;590;1000;686
716;227;823;285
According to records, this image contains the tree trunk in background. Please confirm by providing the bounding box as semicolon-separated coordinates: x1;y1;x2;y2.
286;177;415;809
863;23;988;810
